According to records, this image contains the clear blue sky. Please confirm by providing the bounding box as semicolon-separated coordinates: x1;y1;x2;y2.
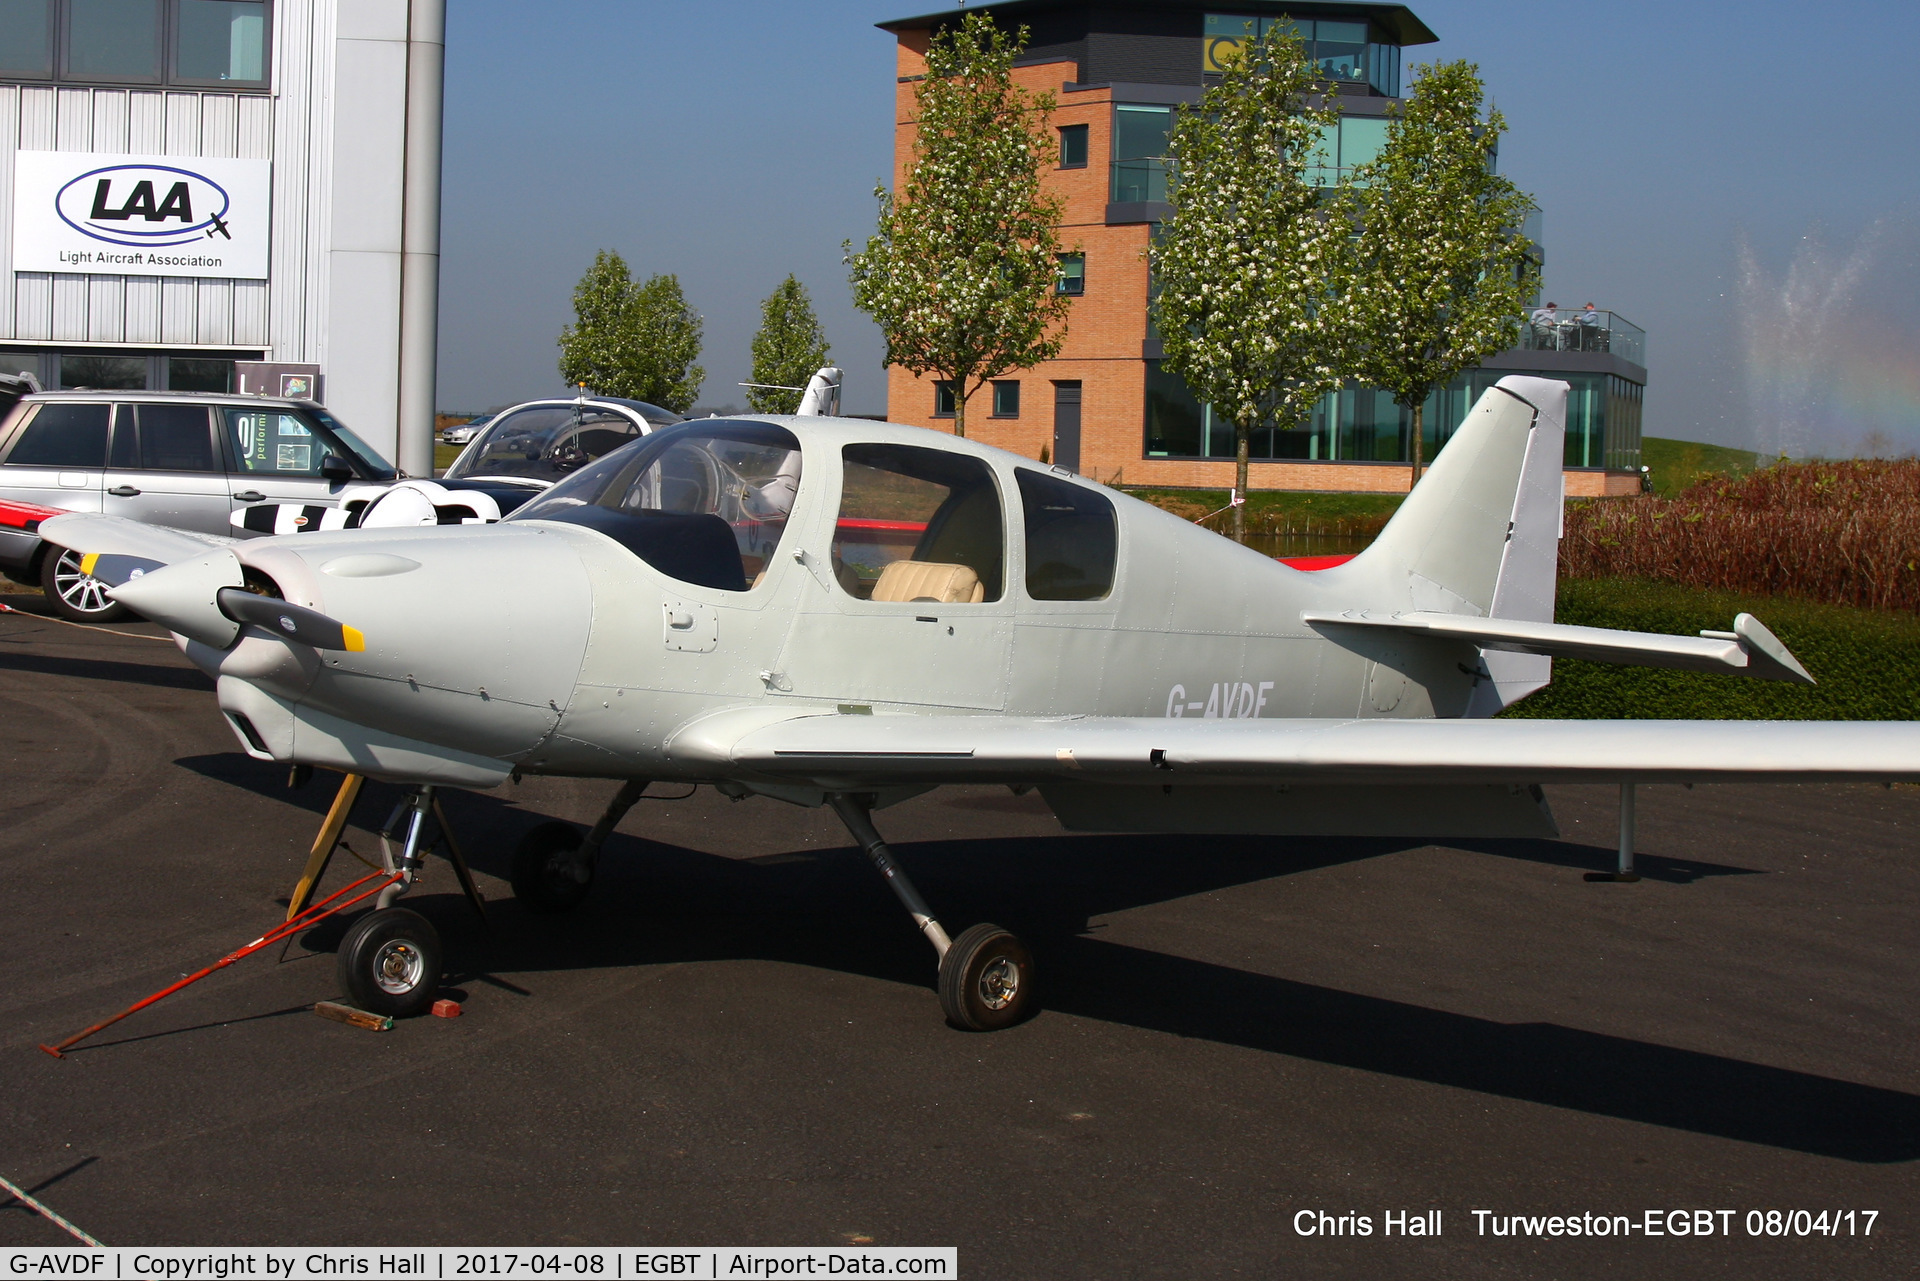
436;1;1920;454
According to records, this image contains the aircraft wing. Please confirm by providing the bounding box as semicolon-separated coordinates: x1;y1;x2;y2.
38;512;235;560
670;709;1920;789
1302;609;1814;683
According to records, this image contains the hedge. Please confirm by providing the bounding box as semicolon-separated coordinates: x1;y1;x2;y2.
1499;578;1920;721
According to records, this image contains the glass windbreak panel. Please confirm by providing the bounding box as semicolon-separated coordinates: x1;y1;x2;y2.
307;409;396;480
3;403;109;467
1017;469;1116;602
444;404;642;483
60;353;146;389
1059;124;1087;168
224;408;324;476
176;0;265;83
0;0;54;77
136;404;214;471
67;0;161;81
1313;20;1367;80
1339;116;1389;175
168;357;231;392
833;442;1003;603
508;421;803;593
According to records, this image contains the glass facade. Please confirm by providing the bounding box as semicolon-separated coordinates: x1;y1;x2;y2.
2;0;269;87
1145;362;1643;471
1203;14;1401;97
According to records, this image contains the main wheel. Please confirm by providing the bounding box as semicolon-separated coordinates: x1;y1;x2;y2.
511;820;593;913
41;546;132;622
335;907;442;1018
938;923;1034;1031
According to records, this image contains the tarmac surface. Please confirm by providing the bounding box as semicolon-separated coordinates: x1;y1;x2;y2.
1;592;1916;1278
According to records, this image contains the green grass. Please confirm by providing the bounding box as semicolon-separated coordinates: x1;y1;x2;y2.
1123;487;1403;534
1641;436;1764;496
1501;578;1920;720
433;443;462;474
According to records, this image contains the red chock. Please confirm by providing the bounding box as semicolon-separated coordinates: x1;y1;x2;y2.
432;999;462;1018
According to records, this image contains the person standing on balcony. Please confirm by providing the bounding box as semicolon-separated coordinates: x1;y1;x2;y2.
1530;301;1559;348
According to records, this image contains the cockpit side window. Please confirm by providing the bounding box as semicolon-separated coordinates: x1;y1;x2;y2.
507;420;802;592
834;443;1003;603
1016;468;1117;601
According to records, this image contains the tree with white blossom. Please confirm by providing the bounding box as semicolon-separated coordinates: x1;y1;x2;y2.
846;10;1072;439
1153;22;1348;543
1336;60;1539;484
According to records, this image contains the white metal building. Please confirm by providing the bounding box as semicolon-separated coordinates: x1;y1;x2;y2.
0;0;444;475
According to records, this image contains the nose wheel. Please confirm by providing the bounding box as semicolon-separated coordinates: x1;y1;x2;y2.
336;907;443;1018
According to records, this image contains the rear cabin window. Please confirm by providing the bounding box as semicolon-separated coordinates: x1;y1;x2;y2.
834;443;1003;603
129;404;216;472
506;420;802;592
1017;468;1117;601
3;403;110;467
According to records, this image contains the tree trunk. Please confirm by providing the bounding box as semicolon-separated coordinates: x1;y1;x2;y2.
1233;423;1250;545
952;383;966;439
1408;399;1425;487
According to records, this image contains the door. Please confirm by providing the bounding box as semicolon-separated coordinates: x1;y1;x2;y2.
101;404;233;535
0;402;109;513
221;405;351;512
1051;381;1082;474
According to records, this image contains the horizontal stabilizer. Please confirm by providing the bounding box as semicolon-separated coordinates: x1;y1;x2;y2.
1302;609;1814;684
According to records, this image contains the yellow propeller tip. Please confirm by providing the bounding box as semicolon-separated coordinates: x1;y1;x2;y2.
341;625;366;653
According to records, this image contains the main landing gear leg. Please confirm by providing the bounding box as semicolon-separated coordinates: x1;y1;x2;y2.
826;792;1034;1032
512;778;651;913
336;786;444;1017
1586;781;1643;883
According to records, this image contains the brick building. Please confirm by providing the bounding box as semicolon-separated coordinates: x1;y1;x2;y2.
876;1;1647;498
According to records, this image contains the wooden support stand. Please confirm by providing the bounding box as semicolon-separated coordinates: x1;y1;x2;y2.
283;772;489;934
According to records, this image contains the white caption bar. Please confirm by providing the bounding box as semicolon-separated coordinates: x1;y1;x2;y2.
1;1248;958;1280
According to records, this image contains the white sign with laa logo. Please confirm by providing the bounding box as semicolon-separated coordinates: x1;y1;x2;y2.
12;150;271;280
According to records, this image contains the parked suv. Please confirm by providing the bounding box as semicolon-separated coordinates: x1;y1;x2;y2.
0;390;399;620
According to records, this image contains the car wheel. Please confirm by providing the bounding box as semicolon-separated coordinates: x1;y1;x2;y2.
40;546;133;623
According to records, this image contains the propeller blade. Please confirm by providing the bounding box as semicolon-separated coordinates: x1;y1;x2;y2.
216;588;366;652
78;551;167;587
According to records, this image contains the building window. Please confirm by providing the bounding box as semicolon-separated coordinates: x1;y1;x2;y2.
1202;15;1400;97
174;0;267;85
168;356;232;393
3;0;271;88
933;381;956;417
1056;253;1085;296
1112;104;1173;204
1058;123;1088;169
992;381;1020;418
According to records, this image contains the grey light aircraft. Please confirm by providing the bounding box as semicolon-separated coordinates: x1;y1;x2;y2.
39;376;1920;1030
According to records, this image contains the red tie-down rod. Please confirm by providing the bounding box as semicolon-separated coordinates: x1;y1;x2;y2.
39;867;403;1058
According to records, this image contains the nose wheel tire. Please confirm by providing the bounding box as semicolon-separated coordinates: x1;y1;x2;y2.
41;547;133;623
335;907;442;1018
938;923;1034;1031
511;820;593;913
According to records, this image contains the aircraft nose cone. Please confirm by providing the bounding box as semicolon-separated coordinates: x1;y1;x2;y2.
109;547;245;648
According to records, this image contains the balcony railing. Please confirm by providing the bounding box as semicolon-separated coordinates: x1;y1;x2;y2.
1111;158;1170;205
1518;309;1645;366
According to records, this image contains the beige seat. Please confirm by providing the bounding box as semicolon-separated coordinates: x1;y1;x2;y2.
871;560;985;604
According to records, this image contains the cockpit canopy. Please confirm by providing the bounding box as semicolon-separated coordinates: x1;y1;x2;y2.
508;419;801;591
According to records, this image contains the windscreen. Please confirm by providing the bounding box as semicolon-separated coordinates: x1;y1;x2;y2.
308;408;398;480
445;404;645;483
509;420;803;592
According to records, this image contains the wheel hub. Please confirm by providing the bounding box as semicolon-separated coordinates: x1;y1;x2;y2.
976;956;1020;1010
371;939;425;995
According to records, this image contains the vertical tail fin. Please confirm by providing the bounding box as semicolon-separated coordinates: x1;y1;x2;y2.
1348;375;1566;712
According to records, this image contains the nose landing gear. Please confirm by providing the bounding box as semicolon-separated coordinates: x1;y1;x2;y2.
335;786;448;1018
